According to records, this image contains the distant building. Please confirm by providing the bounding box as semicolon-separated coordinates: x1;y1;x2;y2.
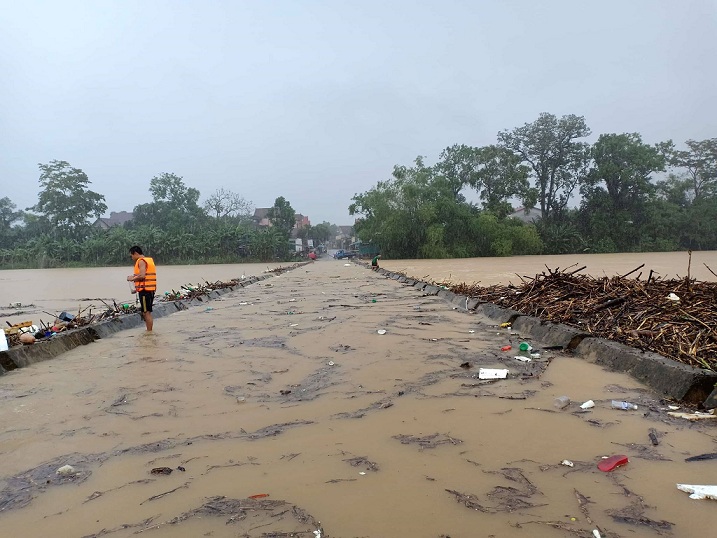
335;225;355;249
508;206;541;224
92;211;134;229
295;214;310;228
253;208;271;227
253;208;310;230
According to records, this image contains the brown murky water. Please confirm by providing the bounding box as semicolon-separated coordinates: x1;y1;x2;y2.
1;252;716;537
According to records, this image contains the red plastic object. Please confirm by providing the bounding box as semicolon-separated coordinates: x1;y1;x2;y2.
598;455;628;472
501;345;512;351
249;493;269;499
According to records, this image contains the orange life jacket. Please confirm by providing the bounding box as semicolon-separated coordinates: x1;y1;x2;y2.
134;256;157;292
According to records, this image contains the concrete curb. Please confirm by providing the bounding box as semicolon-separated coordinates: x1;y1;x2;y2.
0;263;310;375
370;264;717;405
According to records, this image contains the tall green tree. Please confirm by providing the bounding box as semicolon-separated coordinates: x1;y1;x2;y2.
668;138;717;202
498;113;591;220
470;145;534;216
30;160;107;239
434;144;478;200
578;133;666;251
267;196;296;236
133;173;205;232
0;197;23;248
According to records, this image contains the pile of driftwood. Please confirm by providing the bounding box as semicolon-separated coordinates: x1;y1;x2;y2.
441;263;717;371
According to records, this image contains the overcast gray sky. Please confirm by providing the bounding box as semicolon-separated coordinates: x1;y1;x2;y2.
2;0;715;225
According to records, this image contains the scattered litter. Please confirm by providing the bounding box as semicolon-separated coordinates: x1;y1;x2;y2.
377;329;387;335
239;302;249;305
561;460;574;467
204;307;213;312
685;452;717;462
314;528;323;538
468;330;475;334
667;293;680;302
56;465;76;476
344;263;351;267
514;355;531;362
359;472;366;475
593;530;602;538
499;322;511;328
478;368;508;379
177;466;186;472
648;428;659;446
150;467;174;475
236;397;246;404
554;396;570;409
667;405;680;410
248;493;269;499
519;342;531;352
611;400;638;410
327;361;335;366
580;400;595;409
289;323;298;327
530;352;541;359
668;411;717;421
459;362;471;369
597;455;628;472
500;345;512;351
676;484;717;500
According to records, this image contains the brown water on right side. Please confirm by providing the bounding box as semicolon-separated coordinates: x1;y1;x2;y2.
0;253;715;537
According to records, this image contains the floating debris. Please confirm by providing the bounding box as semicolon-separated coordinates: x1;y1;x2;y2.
425;264;717;370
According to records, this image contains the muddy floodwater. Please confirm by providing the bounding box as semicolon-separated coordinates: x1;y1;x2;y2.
1;252;716;537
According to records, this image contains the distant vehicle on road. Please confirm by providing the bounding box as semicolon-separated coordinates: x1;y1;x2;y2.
333;249;357;259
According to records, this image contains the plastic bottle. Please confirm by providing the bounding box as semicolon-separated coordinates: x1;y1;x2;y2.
554;396;571;409
611;400;638;410
0;330;8;352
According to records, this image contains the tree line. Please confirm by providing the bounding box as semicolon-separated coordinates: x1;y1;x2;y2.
2;112;715;268
0;164;336;268
349;112;716;258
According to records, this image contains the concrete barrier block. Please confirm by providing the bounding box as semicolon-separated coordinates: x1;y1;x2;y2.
511;316;589;349
3;327;97;369
575;337;717;403
475;303;522;324
437;289;456;302
466;298;482;310
449;294;472;310
413;281;428;290
423;285;440;296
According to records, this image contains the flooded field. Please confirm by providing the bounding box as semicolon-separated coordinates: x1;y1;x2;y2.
0;252;716;537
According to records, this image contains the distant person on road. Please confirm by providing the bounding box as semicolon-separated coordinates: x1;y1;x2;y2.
308;251;317;260
371;254;381;271
127;245;157;331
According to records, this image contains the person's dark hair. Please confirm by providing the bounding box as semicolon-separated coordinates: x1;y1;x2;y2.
129;245;143;255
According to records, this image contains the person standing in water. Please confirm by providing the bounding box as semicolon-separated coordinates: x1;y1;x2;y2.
127;245;157;331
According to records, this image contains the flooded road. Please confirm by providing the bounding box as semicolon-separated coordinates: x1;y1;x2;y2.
1;253;716;537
